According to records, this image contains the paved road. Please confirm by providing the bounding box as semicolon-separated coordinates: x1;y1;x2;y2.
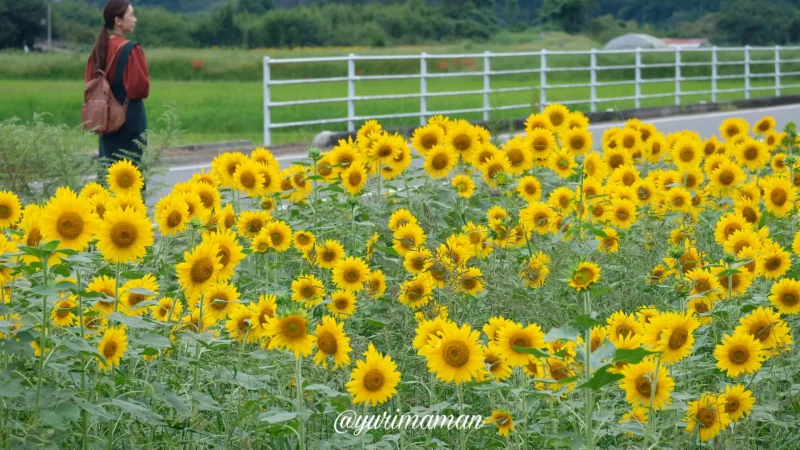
148;103;800;205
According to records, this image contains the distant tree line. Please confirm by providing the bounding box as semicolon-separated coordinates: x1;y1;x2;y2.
3;0;800;50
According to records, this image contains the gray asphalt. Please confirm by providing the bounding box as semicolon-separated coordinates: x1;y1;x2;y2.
147;103;800;205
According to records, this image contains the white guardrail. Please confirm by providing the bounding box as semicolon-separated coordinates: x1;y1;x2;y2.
262;46;800;145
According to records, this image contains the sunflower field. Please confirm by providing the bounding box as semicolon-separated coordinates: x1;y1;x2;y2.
0;106;799;449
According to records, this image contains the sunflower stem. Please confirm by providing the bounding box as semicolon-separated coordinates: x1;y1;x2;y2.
575;162;585;244
295;355;306;449
112;260;121;315
31;254;50;426
76;270;90;450
583;289;594;450
106;368;117;450
644;355;661;447
457;383;466;450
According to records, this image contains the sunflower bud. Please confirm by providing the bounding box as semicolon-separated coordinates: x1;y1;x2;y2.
668;245;685;259
785;154;797;166
346;195;359;209
307;147;322;162
723;252;737;264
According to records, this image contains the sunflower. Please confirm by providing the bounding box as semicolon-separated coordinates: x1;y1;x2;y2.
664;187;692;213
500;136;533;174
330;139;362;171
618;357;674;410
712;262;753;298
685;267;722;302
484;410;515;437
236;210;271;239
40;188;99;251
51;298;77;327
345;342;401;406
524;112;550;133
190;167;219;186
204;229;245;281
314;240;346;269
413;316;452;350
399;276;432;309
722;228;761;256
150;297;183;322
671;138;703;170
388;208;417;232
714;330;764;377
0;190;22;229
525;128;557;162
325;289;355;318
367;132;401;165
217;204;236;231
411;123;445;154
451;175;475;198
261;220;292;253
288;230;315;254
265;312;316;358
224;304;258;344
753;115;776;135
366;269;387;299
251;231;271;253
769;277;800;314
87;275;116;314
403;248;432;275
106;159;143;196
738;306;792;352
457;267;483;295
758;246;791;280
513;175;541;203
719;384;755;422
606;311;644;347
495;321;546;367
176;240;223;298
423;145;458;179
291;274;325;307
79;182;106;200
583;152;609;179
232;160;265;198
761;176;796;217
418;322;486;384
548;148;576;179
650;312;699;364
200;281;239;321
596;227;620;253
609;198;637;229
97;326;128;371
357;120;383;149
444;122;481;160
212;151;247;187
393;223;426;257
95;206;154;263
328;256;369;292
713;212;749;245
542;103;569;132
685;393;730;442
250;293;277;337
480;155;512;186
180;307;215;333
482;343;513;381
313;315;352;369
733;138;770;171
119;274;159;316
561;127;592;155
719;117;749;141
155;195;190;236
568;261;600;291
341;161;369;195
520;201;556;235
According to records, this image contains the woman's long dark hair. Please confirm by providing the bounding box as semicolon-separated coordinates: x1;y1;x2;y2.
89;0;131;74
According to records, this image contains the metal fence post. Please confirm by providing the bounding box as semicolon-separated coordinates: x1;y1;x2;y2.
675;47;681;106
744;45;751;100
775;45;781;97
420;52;428;125
540;49;547;110
348;53;355;132
483;51;491;121
589;49;597;112
711;46;718;103
263;57;271;146
635;47;642;109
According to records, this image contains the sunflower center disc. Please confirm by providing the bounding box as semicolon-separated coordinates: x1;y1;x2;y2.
0;205;9;219
344;270;359;283
103;341;118;359
56;211;84;239
484;355;500;370
771;189;787;206
283;318;305;339
697;407;716;428
730;346;749;364
117;172;133;188
190;257;214;283
128;294;145;307
301;285;315;299
511;334;530;349
783;293;798;306
725;399;740;414
167;211;183;228
443;341;470;367
348;172;362;186
317;331;338;355
110;222;138;248
550;362;568;380
27;228;42;246
635;374;652;397
431;153;449;170
363;368;385;392
334;298;349;310
668;328;689;349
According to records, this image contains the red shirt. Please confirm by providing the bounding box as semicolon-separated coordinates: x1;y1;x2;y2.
85;35;150;101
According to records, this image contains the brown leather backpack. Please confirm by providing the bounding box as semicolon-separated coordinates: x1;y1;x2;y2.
81;40;129;135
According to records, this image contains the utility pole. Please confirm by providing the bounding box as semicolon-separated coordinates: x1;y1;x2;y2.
47;0;62;51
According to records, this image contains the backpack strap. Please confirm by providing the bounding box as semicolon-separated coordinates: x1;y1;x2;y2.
111;41;137;106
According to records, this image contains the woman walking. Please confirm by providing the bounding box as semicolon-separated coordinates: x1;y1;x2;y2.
84;0;150;168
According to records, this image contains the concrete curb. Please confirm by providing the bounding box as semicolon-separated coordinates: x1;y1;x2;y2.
311;94;800;148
